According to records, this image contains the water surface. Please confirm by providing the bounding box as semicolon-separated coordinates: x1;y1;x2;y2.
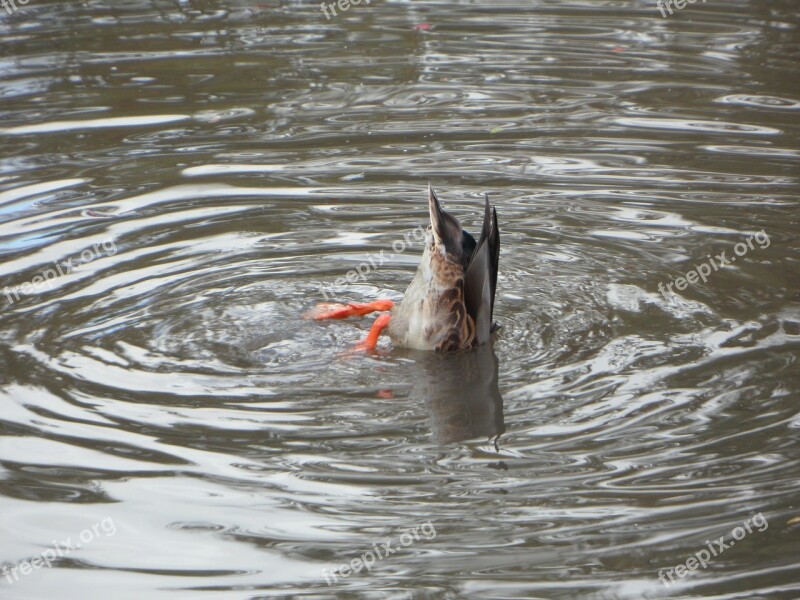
1;0;799;598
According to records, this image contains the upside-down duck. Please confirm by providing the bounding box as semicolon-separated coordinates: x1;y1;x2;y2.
311;184;500;352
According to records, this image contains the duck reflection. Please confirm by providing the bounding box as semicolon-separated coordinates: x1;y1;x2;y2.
407;343;505;444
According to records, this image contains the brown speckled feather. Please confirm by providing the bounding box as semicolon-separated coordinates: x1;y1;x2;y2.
388;185;499;352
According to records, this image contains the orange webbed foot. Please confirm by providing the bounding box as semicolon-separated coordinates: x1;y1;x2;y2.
306;299;394;320
354;313;392;351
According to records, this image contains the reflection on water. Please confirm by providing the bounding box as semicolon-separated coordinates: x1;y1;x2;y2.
411;344;505;445
1;0;799;598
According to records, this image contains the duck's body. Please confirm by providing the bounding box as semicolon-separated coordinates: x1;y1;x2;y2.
312;185;500;352
388;240;472;351
388;186;499;351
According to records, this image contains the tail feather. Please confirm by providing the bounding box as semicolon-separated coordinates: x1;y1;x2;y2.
464;194;500;345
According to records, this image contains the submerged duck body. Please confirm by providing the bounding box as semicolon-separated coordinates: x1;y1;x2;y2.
389;185;499;352
311;185;500;352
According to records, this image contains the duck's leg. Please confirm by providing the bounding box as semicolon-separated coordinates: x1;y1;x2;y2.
355;313;392;351
307;299;394;320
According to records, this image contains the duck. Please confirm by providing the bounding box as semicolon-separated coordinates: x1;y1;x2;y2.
310;184;500;352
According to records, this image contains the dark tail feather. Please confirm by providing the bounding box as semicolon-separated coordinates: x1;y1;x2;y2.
489;204;499;321
464;194;499;345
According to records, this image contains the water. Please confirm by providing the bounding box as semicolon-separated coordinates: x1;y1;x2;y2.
1;0;799;598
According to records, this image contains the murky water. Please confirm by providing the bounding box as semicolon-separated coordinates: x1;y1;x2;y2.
1;0;799;598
